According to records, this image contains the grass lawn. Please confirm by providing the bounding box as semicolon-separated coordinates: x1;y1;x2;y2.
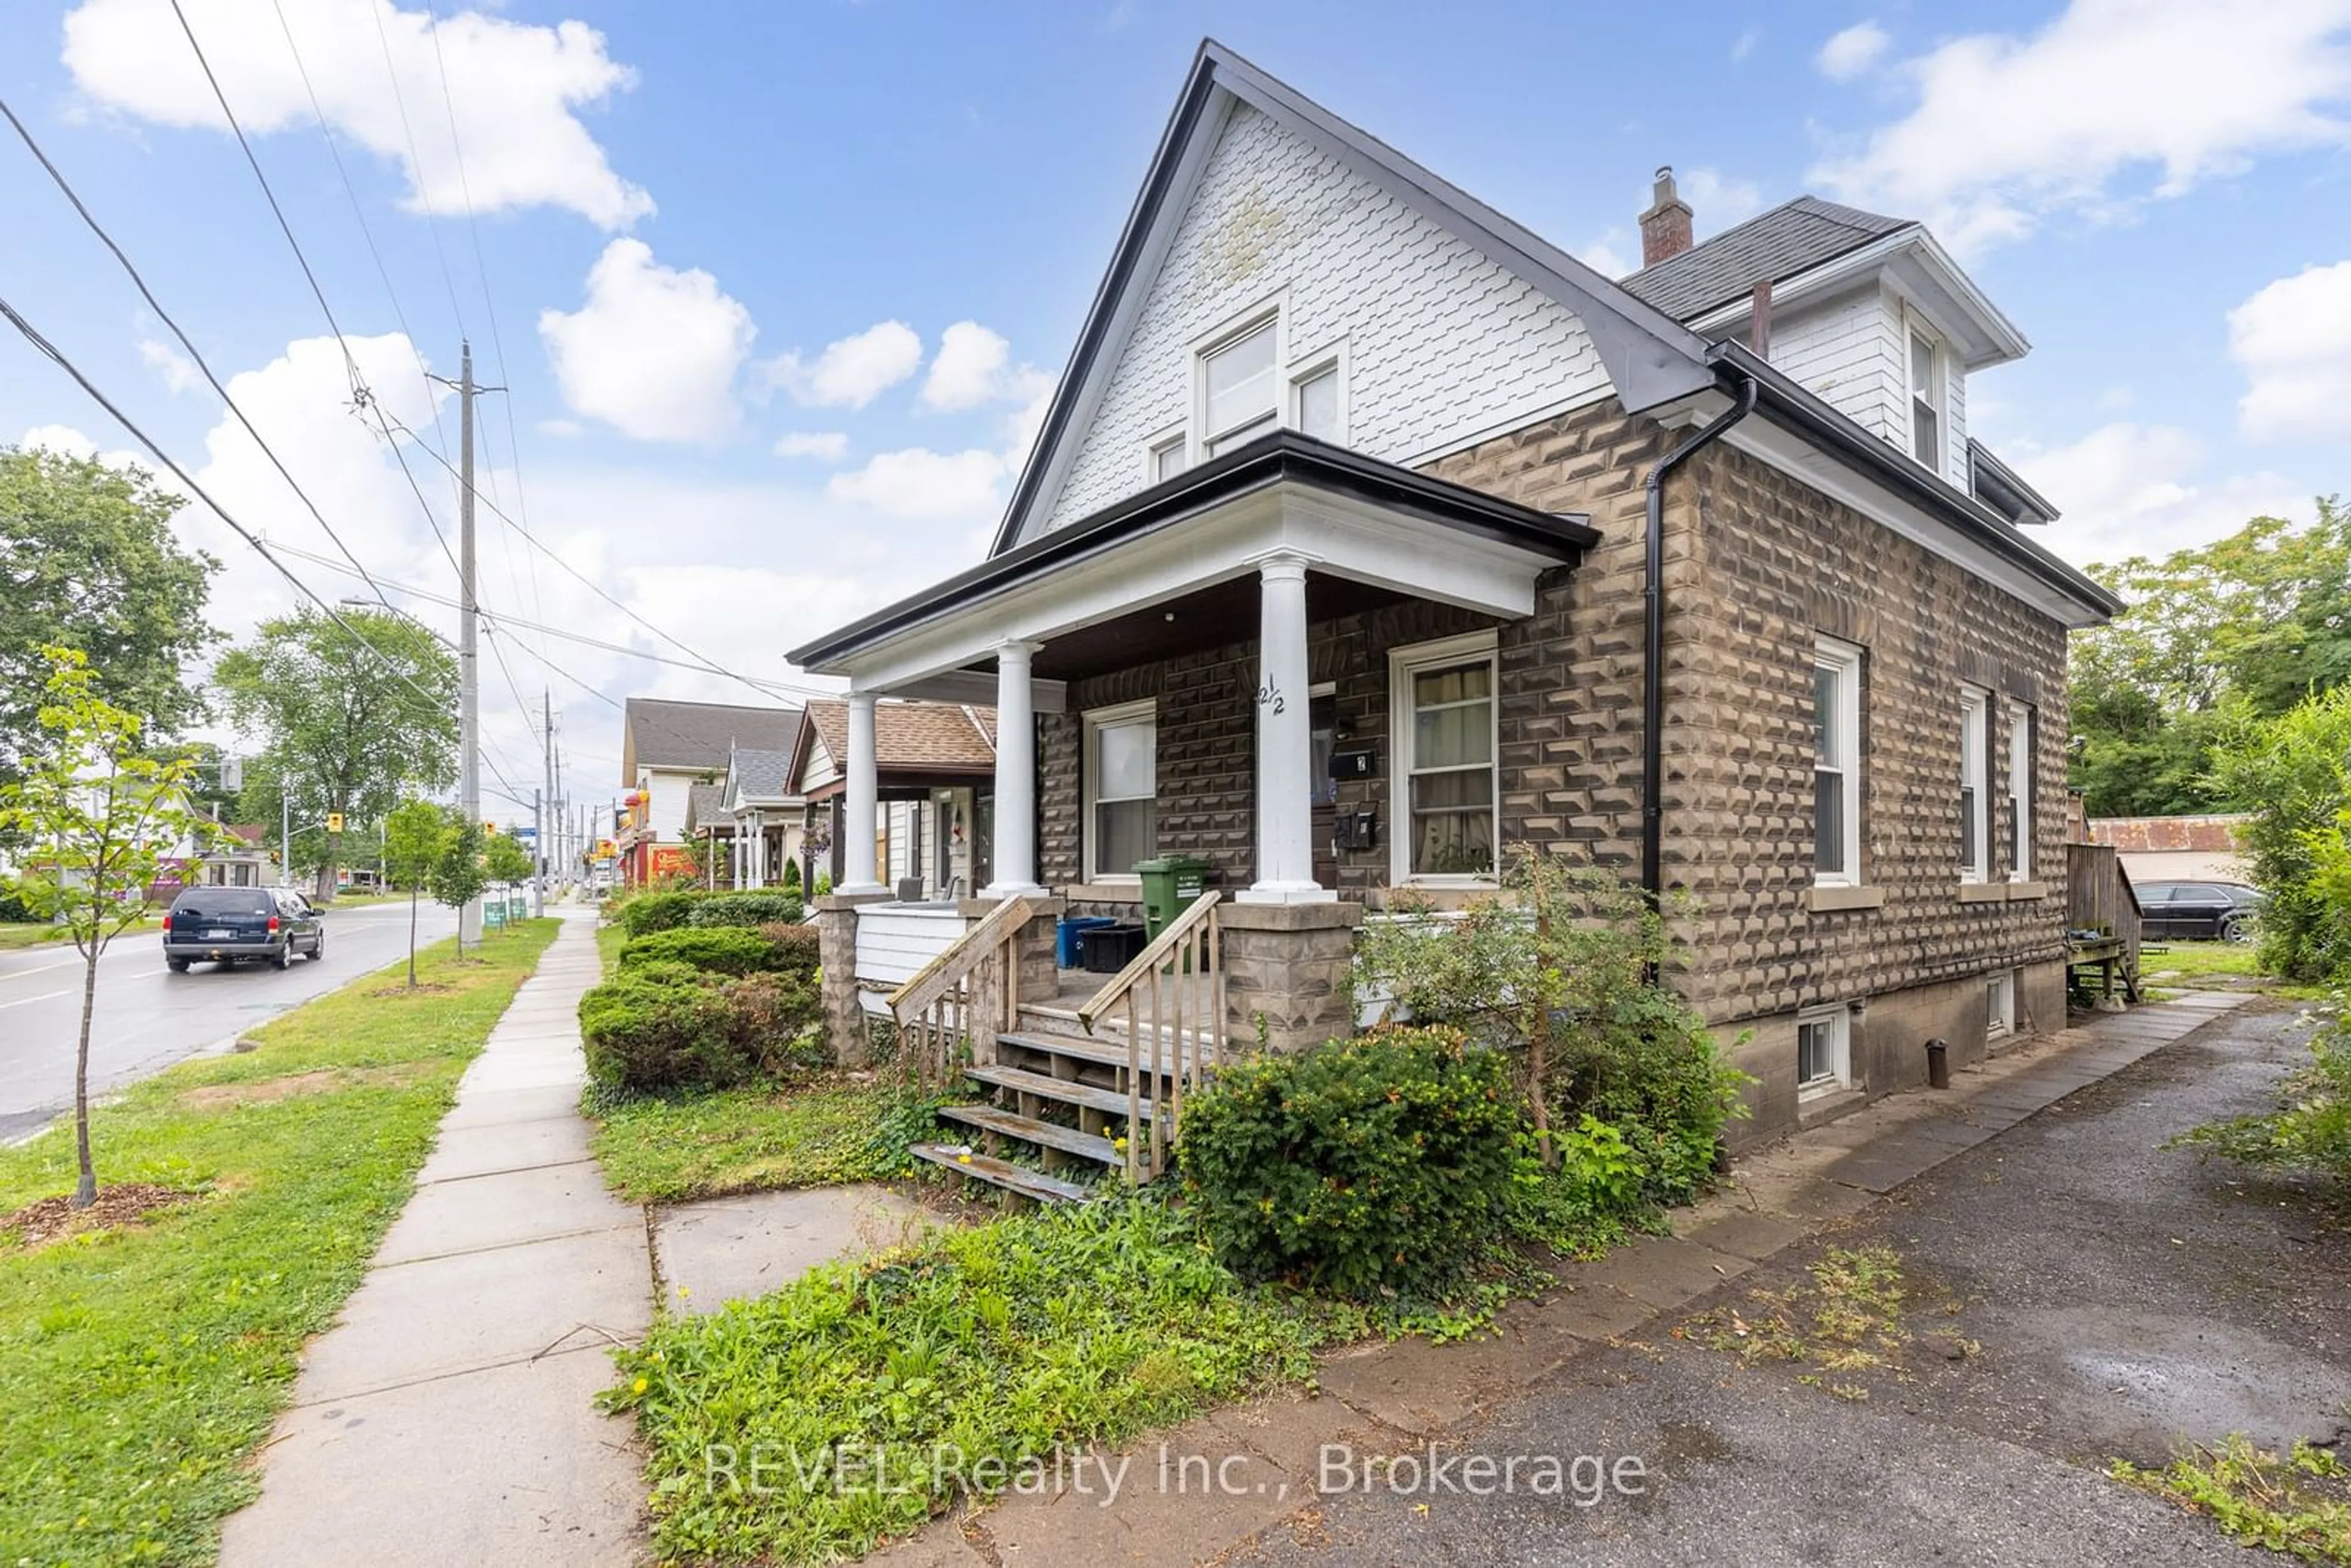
590;1075;918;1203
2139;940;2333;1002
595;918;627;977
0;917;560;1567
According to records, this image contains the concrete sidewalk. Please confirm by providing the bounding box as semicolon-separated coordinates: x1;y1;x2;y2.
221;907;650;1567
870;988;2258;1567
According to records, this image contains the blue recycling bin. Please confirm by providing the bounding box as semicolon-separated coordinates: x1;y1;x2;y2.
1056;915;1117;968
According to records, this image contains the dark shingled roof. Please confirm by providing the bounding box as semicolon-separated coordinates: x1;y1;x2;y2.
684;782;727;834
625;698;800;771
727;748;793;800
1621;197;1916;323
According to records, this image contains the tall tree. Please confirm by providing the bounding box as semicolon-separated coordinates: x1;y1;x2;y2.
2069;500;2349;817
482;826;534;886
216;606;459;900
0;647;212;1207
0;446;219;792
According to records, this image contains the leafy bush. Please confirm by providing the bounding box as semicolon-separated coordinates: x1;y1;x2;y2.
1352;850;1747;1209
756;920;821;980
2178;999;2351;1184
0;884;37;923
618;889;702;939
780;860;802;894
686;891;804;929
621;925;792;978
2209;686;2351;983
580;973;749;1091
1177;1026;1523;1298
722;971;825;1076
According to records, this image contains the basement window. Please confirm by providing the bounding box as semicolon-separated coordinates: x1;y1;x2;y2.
1798;1005;1851;1096
1987;971;2016;1038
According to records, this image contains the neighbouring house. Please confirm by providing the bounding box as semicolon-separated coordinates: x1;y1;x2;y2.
787;40;2120;1181
2088;813;2251;886
148;817;274;901
789;698;997;905
617;697;800;887
718;745;806;890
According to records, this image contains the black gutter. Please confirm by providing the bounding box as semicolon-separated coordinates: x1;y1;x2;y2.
1708;342;2118;617
790;430;1599;671
1641;372;1758;913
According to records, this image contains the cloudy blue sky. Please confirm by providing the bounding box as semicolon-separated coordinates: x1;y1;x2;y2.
2;0;2345;816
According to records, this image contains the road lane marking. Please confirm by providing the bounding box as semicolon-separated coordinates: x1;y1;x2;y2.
0;989;70;1010
0;958;80;984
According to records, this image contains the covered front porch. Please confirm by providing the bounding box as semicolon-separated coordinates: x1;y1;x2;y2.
793;431;1597;1054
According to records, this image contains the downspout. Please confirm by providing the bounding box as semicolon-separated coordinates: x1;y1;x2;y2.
1640;372;1758;914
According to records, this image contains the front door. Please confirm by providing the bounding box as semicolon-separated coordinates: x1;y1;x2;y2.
1310;694;1338;890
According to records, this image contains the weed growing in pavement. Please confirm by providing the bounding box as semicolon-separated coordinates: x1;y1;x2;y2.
2112;1433;2350;1564
1677;1245;1972;1399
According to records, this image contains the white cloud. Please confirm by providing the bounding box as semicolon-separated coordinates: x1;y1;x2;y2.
1731;24;1764;62
920;321;1049;411
827;447;1007;521
19;424;100;459
1817;21;1891;80
767;321;923;410
138;337;201;396
774;431;849;461
538;239;756;442
1811;0;2351;253
1575;230;1636;278
2230;260;2351;442
538;418;584;438
2011;421;2312;565
1683;168;1765;232
62;0;651;228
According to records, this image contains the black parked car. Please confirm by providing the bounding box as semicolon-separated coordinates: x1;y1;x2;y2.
2135;880;2265;943
163;886;325;972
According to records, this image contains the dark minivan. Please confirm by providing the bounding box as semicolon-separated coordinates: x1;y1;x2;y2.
163;887;325;971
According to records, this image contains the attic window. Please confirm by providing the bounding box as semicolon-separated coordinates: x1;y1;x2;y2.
1201;317;1279;457
1909;328;1943;470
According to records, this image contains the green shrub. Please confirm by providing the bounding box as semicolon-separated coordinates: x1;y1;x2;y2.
756;921;821;980
2210;687;2351;983
2178;999;2351;1184
621;925;790;977
722;970;825;1076
1177;1026;1523;1298
580;974;749;1091
686;891;804;929
618;889;702;938
780;860;802;894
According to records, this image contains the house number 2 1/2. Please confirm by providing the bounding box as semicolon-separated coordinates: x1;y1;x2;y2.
1255;685;1286;713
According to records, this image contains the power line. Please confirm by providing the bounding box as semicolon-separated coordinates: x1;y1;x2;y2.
0;294;459;735
0;89;407;621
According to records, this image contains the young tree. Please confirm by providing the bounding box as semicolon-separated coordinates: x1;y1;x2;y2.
482;827;533;886
0;446;220;795
382;797;448;988
217;606;459;900
0;647;212;1208
428;819;489;955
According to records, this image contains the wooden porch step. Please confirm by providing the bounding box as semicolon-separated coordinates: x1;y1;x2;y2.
909;1144;1096;1204
964;1063;1157;1120
938;1103;1123;1167
995;1030;1205;1076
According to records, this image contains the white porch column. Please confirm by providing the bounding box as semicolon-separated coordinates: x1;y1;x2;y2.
1243;551;1334;903
981;639;1047;898
839;692;885;895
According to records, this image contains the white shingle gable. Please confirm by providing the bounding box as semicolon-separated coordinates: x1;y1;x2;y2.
1037;102;1611;535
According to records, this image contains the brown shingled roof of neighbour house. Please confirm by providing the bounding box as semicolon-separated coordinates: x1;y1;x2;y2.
799;698;997;782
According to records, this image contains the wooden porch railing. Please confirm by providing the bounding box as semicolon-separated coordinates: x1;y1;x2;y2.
885;895;1039;1086
1076;891;1227;1182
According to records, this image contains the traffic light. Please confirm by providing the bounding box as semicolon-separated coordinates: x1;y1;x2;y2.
484;820;499;836
326;812;345;833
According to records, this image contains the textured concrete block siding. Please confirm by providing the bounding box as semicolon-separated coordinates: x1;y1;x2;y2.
1039;100;1609;536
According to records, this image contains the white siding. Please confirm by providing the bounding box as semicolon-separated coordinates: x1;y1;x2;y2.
1943;353;1970;489
642;769;697;845
1038;101;1610;536
1771;287;1903;443
854;904;970;993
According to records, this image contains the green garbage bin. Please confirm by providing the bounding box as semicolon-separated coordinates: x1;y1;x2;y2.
1135;855;1214;943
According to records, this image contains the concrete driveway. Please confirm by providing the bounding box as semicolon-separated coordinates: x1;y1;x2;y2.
1235;1000;2350;1566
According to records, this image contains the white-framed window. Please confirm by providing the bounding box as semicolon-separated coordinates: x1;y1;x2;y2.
1288;342;1346;444
1813;637;1863;885
2007;706;2033;880
1909;321;1943;470
1959;686;1990;883
1987;970;2016;1039
1797;1005;1851;1097
1199;311;1280;458
1082;699;1157;882
1389;630;1499;884
1144;426;1188;484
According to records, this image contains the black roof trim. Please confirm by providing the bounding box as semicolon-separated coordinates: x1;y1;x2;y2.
792;430;1598;671
1966;438;2061;525
1709;343;2117;619
984;39;1712;558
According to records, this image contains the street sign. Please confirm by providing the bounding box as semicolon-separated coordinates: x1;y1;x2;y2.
511;826;536;847
326;812;345;833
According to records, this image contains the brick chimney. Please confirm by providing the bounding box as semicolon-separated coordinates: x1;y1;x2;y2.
1639;165;1693;267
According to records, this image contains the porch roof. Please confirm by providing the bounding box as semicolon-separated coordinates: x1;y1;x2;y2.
788;429;1596;685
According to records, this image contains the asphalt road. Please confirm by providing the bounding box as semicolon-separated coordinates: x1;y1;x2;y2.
0;897;459;1142
1239;1001;2350;1566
